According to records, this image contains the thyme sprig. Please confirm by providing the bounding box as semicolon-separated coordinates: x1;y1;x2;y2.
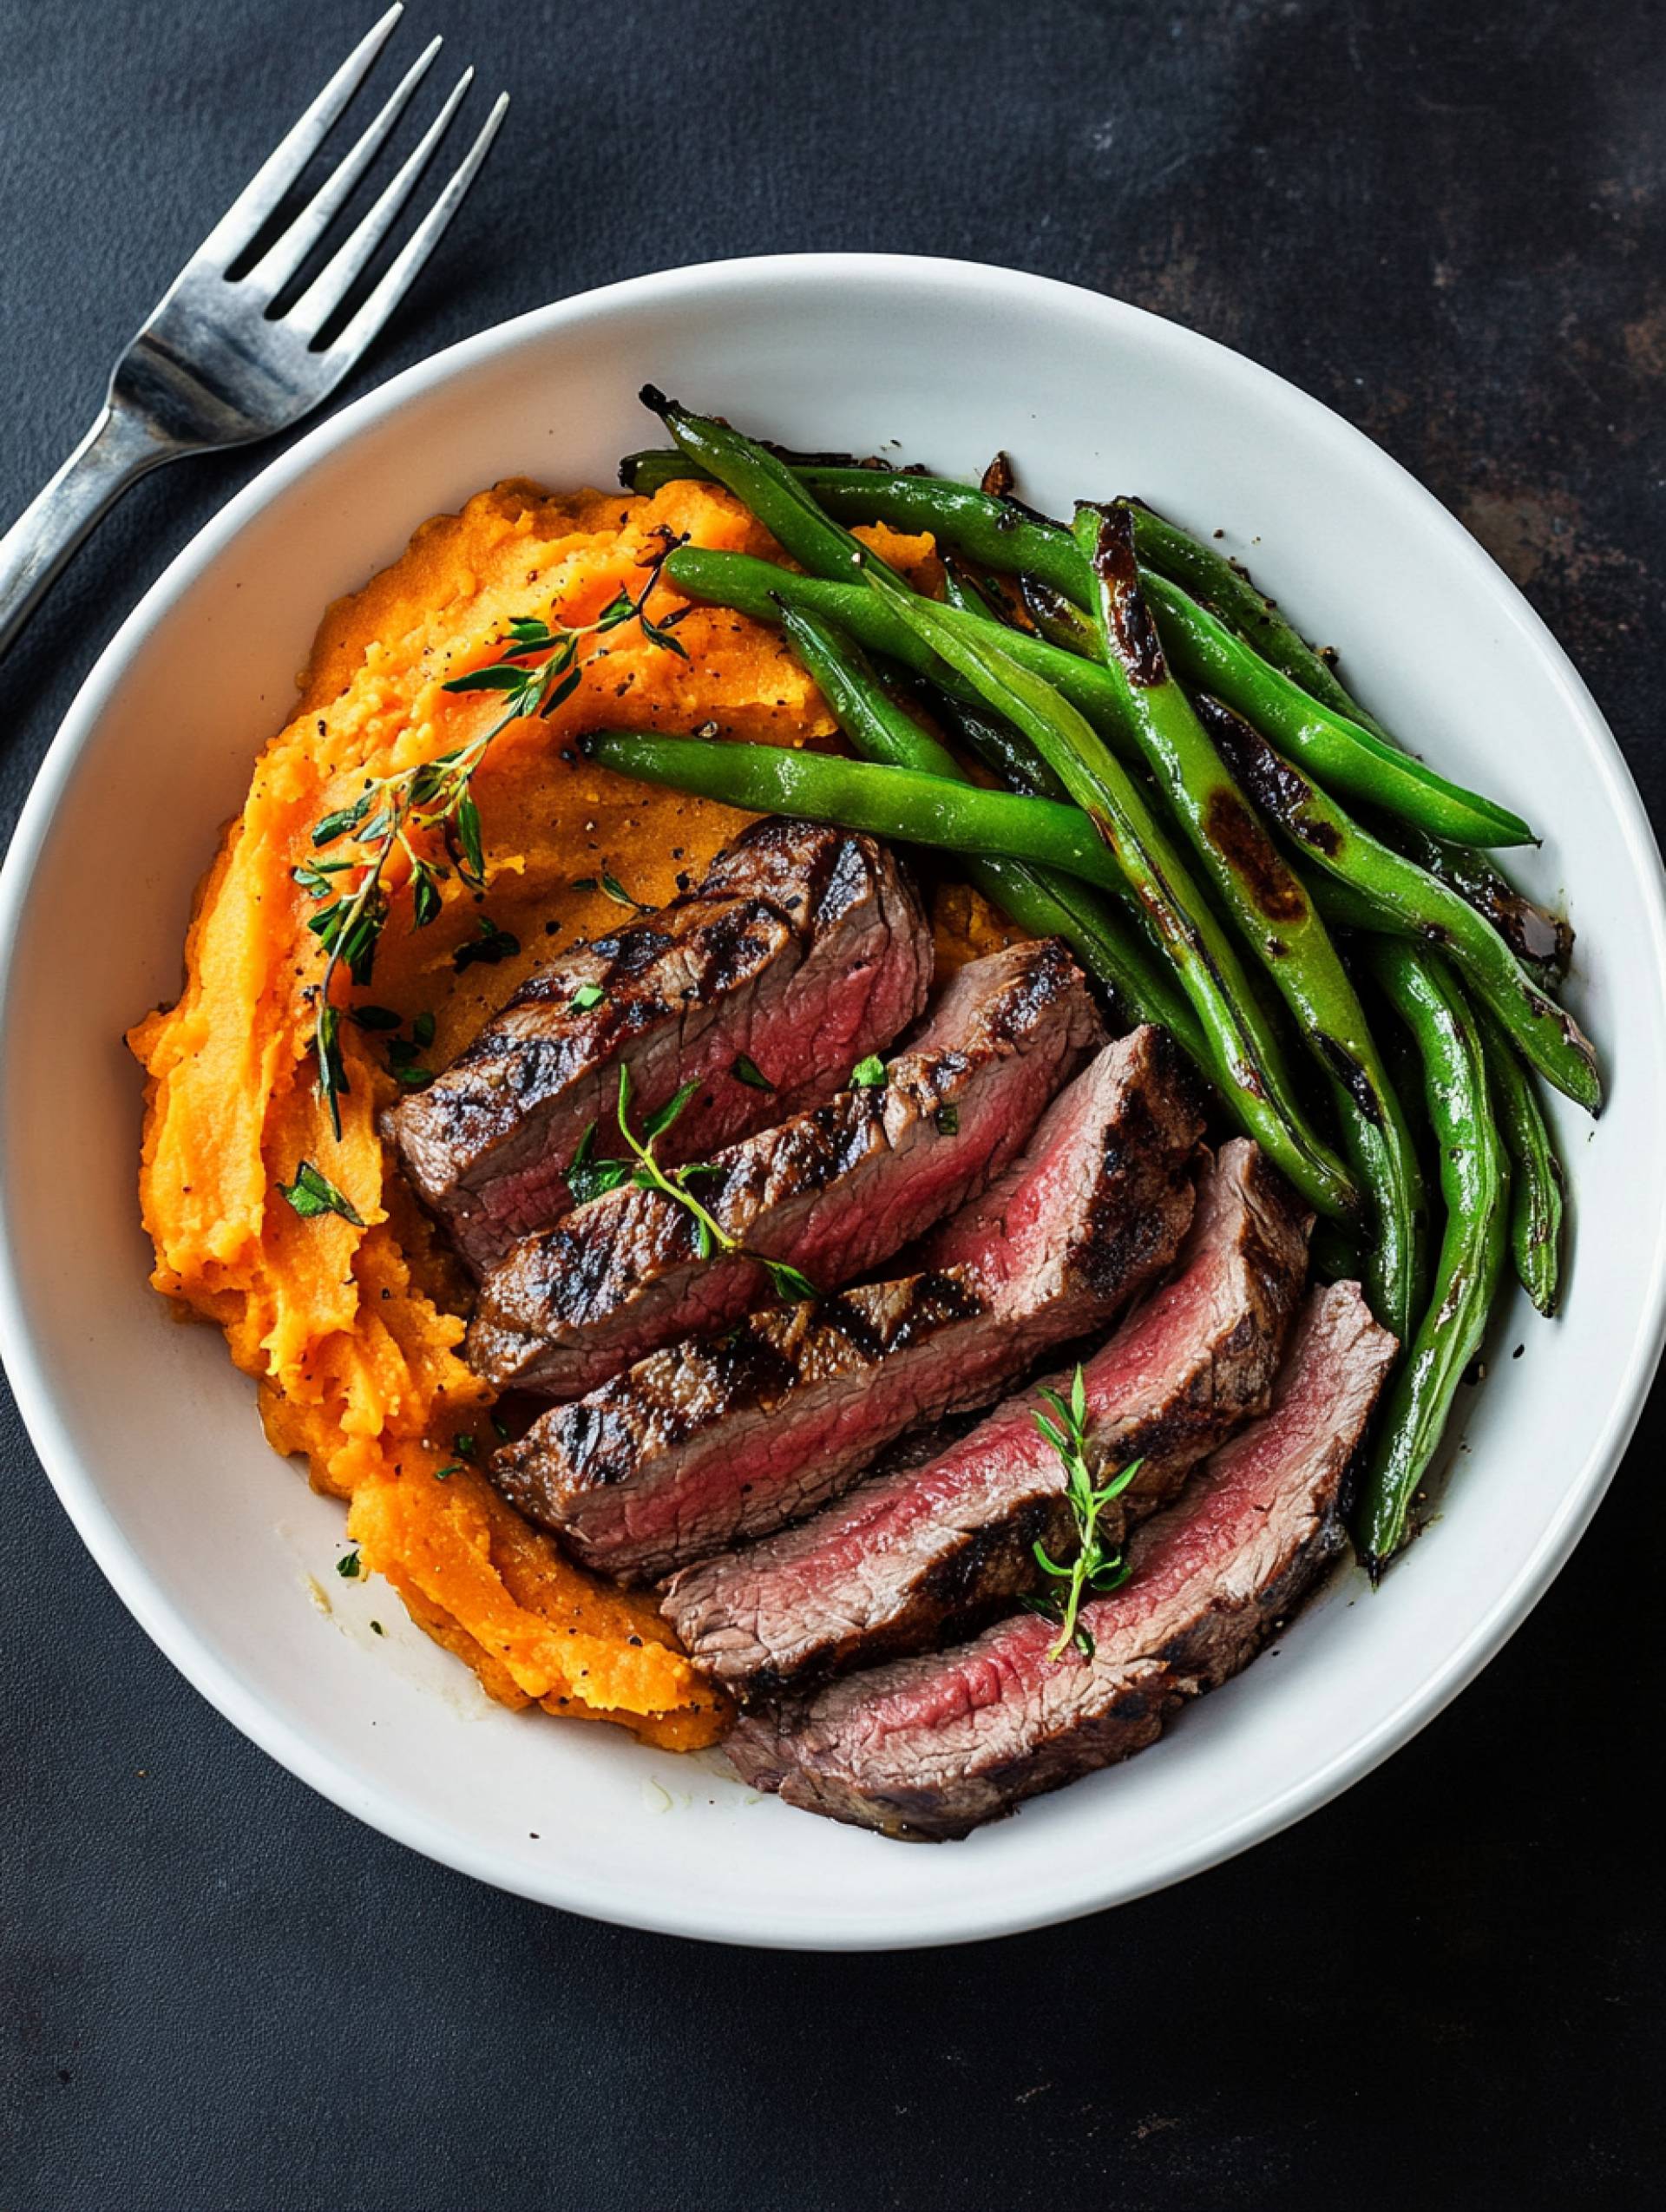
298;535;690;1135
571;1066;817;1305
1021;1365;1143;1663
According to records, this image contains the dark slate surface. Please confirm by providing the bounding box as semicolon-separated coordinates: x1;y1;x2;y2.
3;1;1663;2205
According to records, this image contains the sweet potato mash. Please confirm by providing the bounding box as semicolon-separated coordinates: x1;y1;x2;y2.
128;475;1002;1745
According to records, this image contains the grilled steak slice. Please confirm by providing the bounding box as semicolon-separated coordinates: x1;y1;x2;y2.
729;1280;1396;1840
662;1138;1309;1702
468;941;1103;1397
391;820;930;1272
489;1027;1202;1582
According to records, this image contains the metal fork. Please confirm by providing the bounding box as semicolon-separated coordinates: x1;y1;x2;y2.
0;5;508;660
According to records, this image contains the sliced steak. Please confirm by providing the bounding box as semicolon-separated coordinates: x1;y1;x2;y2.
391;820;930;1272
729;1280;1396;1839
489;1026;1202;1582
662;1137;1309;1702
467;941;1103;1397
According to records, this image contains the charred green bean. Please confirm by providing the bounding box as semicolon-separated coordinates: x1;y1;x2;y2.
1073;503;1423;1340
1197;700;1600;1112
1474;1003;1566;1316
1355;945;1510;1573
863;572;1361;1223
778;607;1204;1047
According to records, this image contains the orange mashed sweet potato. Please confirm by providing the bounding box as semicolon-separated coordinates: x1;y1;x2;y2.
128;476;1015;1749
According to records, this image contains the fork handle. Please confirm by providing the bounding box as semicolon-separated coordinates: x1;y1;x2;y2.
0;400;181;661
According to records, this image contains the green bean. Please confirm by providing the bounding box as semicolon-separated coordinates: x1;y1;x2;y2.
1309;1218;1364;1285
862;573;1361;1223
587;730;1182;899
1119;501;1568;963
1355;945;1510;1574
1072;502;1423;1340
663;546;1138;749
642;389;903;586
934;689;1070;804
623;446;1085;596
1198;700;1600;1113
1122;497;1352;698
777;607;1204;1047
633;439;1537;852
1019;574;1099;657
1473;1003;1566;1316
1388;824;1571;981
1145;572;1533;848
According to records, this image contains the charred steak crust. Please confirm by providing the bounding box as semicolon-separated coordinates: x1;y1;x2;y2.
467;941;1104;1396
490;1269;996;1580
390;821;930;1273
661;1136;1306;1704
912;1023;1202;1294
489;1024;1206;1585
727;1281;1396;1841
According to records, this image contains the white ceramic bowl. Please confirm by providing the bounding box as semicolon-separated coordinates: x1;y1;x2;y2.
3;255;1663;1950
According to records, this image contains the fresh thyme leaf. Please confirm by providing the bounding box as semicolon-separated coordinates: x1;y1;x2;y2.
600;870;653;913
433;1464;464;1482
350;1004;403;1031
410;1010;436;1049
312;796;372;847
610;1067;812;1303
540;664;584;719
642;1078;700;1141
277;1159;364;1226
443;663;541;693
849;1055;887;1089
294;860;351;896
731;1053;775;1092
454;1434;476;1459
935;1104;961;1135
454;791;486;888
640;613;691;660
317;1007;348;1123
568;876;600;893
1026;1364;1143;1663
304;558;689;1136
391;1063;432;1087
491;1413;511;1441
453;916;521;971
569;981;607;1012
336;1549;361;1579
764;1259;819;1303
568;1156;631;1205
410;863;443;931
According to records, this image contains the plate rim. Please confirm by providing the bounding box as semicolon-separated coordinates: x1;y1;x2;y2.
3;249;1664;1949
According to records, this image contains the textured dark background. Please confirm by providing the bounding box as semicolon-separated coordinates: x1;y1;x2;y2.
3;2;1663;2206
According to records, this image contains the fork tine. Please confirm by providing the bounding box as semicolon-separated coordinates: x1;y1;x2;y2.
194;5;406;271
320;93;510;366
246;35;443;299
286;69;476;341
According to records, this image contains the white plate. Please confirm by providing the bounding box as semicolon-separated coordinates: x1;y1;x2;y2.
3;255;1663;1950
